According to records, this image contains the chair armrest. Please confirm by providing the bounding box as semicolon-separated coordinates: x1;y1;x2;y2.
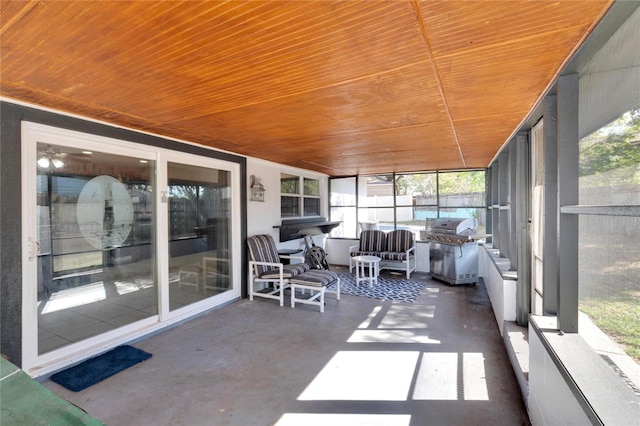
406;245;415;255
248;260;284;278
348;244;359;253
249;260;283;268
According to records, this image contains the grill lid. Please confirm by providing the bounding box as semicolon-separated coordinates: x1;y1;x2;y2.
430;218;477;235
424;217;479;245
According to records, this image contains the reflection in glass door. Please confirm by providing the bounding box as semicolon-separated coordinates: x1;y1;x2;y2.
168;162;232;311
35;143;156;355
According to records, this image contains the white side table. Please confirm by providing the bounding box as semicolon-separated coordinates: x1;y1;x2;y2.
351;255;381;288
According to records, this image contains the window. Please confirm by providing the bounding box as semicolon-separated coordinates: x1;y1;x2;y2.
577;105;640;365
437;171;486;234
397;173;438;233
303;178;320;216
464;7;640;421
329;170;486;240
329;177;357;238
358;174;395;232
281;173;320;217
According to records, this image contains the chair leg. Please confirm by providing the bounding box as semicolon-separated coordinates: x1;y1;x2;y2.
249;275;255;301
278;282;284;306
290;284;327;313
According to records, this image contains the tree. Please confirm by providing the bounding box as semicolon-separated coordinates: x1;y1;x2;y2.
438;171;485;194
580;105;640;186
395;173;437;196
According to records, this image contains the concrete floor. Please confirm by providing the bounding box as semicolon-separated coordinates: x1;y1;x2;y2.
44;267;530;426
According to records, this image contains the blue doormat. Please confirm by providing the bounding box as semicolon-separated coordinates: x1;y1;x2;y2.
50;345;152;392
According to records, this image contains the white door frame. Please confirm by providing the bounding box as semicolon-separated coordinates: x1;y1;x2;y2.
21;122;241;377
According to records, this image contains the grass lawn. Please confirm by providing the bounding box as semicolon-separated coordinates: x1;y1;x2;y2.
579;220;640;363
580;290;640;362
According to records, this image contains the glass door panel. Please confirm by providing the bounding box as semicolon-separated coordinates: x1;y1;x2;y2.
168;162;232;311
36;143;156;355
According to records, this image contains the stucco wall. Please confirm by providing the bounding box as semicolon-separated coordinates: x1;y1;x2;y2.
246;157;329;252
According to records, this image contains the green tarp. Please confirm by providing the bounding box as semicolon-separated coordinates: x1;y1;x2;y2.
0;357;104;426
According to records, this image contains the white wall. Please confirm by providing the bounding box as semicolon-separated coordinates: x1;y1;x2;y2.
478;245;517;335
246;157;328;252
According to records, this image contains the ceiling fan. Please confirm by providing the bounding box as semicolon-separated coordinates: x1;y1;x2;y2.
37;144;92;168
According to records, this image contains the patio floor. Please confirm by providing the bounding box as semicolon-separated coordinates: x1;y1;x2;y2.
43;266;531;426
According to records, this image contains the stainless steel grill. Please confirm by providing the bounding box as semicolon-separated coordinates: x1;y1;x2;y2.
425;218;479;285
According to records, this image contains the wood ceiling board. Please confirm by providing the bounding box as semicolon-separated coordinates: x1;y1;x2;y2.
245;142;455;171
131;123;241;153
419;1;612;58
2;1;428;118
0;1;40;37
250;130;464;176
454;113;525;167
0;82;170;133
0;82;240;153
0;1;613;176
135;3;427;118
247;121;458;158
167;62;448;148
436;32;587;122
301;145;464;175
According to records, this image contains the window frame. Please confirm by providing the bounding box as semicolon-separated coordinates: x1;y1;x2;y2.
280;173;321;218
329;170;486;239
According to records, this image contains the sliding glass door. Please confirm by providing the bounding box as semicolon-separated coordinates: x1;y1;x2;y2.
32;142;157;356
167;162;232;311
22;122;240;375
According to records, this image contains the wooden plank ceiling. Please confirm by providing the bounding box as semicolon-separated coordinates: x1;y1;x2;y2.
1;0;612;176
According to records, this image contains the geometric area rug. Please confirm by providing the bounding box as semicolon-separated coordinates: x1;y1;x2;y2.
328;272;426;304
50;345;152;392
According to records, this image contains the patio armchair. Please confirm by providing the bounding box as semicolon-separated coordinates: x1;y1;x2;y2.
247;234;340;312
247;234;311;306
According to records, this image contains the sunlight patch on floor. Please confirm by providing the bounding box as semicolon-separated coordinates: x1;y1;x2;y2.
413;352;458;400
347;330;440;344
357;306;383;328
413;352;489;401
298;351;419;401
274;413;411;426
378;305;435;329
463;352;489;400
